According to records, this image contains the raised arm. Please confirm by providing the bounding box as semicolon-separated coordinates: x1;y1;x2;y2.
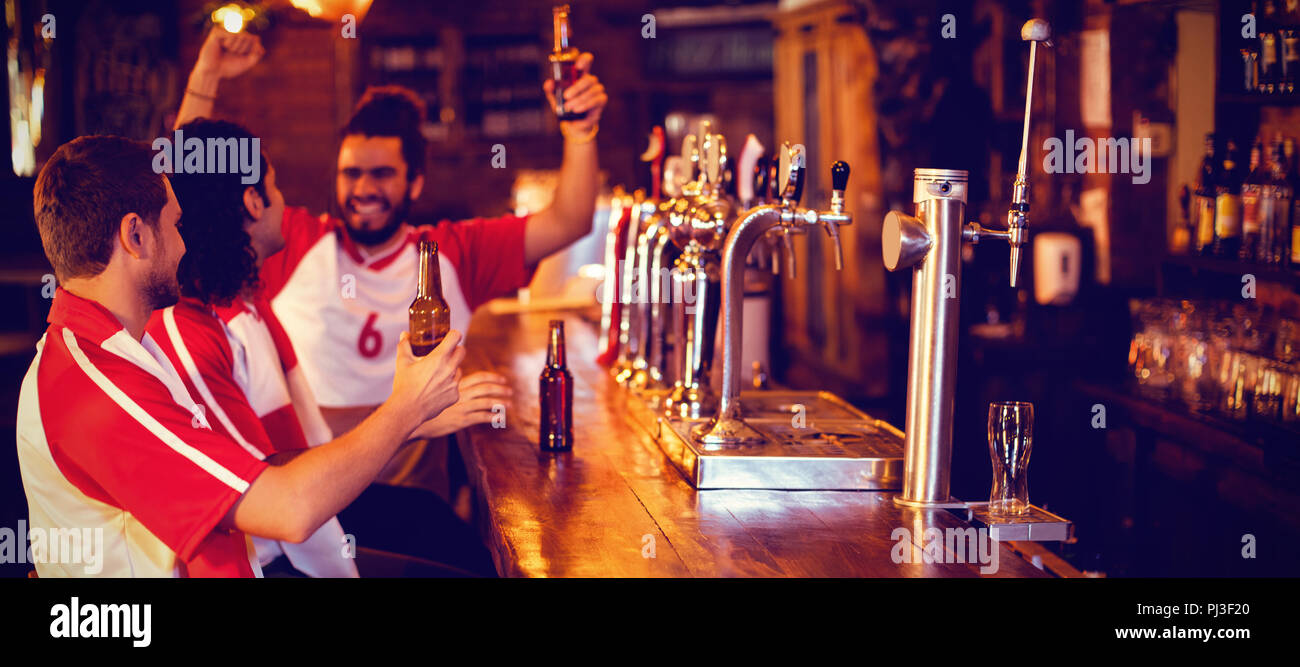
526;52;608;266
224;331;465;543
175;27;265;130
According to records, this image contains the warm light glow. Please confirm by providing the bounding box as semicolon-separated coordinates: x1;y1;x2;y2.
212;4;246;33
222;11;244;33
290;0;372;22
29;69;44;148
289;0;323;17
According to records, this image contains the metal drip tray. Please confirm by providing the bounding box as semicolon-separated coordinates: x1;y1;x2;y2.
625;390;904;490
955;503;1074;542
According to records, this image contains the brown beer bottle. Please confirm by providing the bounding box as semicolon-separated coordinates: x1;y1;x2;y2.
409;240;451;357
539;320;573;451
548;4;587;121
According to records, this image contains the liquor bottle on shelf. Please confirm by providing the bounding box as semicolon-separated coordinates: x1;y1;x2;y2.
1243;44;1261;93
1282;28;1298;93
1171;184;1192;255
1284;137;1300;266
539;320;574;452
1214;140;1244;258
548;4;587;121
1193;134;1219;256
1241;139;1265;261
409;240;451;357
1262;1;1282;93
1264;138;1294;264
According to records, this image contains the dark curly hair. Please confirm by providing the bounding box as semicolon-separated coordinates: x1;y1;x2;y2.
342;85;427;180
170;118;269;306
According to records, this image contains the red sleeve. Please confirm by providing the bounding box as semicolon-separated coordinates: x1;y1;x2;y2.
259;206;334;299
425;214;536;312
147;306;290;458
39;328;268;563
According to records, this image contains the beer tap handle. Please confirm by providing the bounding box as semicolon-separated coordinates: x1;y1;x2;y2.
777;142;805;207
704;131;727;192
830;160;850;202
641;125;665;200
1006;18;1051;288
822;161;850;271
753;156;770;204
737;134;764;208
682;134;699;183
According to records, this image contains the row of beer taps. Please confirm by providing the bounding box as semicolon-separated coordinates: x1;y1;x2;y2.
600;119;853;448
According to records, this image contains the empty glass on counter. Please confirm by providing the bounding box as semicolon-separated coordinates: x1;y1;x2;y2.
987;401;1034;517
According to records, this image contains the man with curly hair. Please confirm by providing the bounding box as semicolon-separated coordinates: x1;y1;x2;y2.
175;29;606;480
145;119;362;576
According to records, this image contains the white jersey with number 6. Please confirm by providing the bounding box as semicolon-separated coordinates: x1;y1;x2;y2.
260;207;533;409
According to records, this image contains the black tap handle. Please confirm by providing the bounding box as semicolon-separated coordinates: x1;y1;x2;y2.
790;165;805;205
831;161;850;191
753;156;769;203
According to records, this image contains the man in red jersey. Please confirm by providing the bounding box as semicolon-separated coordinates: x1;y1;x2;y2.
17;135;463;577
148;118;493;575
176;29;605;454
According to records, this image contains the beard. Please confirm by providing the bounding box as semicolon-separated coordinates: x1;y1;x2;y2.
143;265;181;311
341;190;413;247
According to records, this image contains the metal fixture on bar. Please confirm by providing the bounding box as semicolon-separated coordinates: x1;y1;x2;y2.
596;186;630;367
663;122;734;419
614;188;649;383
695;143;852;447
615;127;668;387
883;18;1051;507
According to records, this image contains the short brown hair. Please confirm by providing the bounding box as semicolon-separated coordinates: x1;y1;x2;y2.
33;135;168;280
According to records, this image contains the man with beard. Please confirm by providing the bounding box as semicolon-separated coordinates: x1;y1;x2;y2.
17;135;464;576
176;29;606;494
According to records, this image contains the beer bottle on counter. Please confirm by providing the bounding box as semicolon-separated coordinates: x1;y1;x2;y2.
1193;134;1218;255
539;320;573;451
1241;139;1265;261
548;4;587;121
1213;140;1244;258
409;240;451;356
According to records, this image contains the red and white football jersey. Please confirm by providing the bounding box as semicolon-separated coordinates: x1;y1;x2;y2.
17;289;266;577
260;207;533;408
148;296;359;577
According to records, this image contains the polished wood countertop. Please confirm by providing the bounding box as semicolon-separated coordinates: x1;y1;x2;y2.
458;306;1052;578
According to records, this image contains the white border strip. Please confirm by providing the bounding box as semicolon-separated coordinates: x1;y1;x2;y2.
163;308;267;460
62;328;249;493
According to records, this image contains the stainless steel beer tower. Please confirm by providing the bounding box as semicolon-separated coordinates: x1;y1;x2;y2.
883;19;1050;507
696;145;851;447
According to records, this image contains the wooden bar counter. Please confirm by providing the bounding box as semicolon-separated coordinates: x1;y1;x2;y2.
457;306;1054;578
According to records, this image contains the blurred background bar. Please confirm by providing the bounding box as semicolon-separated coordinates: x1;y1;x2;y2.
3;0;1299;577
